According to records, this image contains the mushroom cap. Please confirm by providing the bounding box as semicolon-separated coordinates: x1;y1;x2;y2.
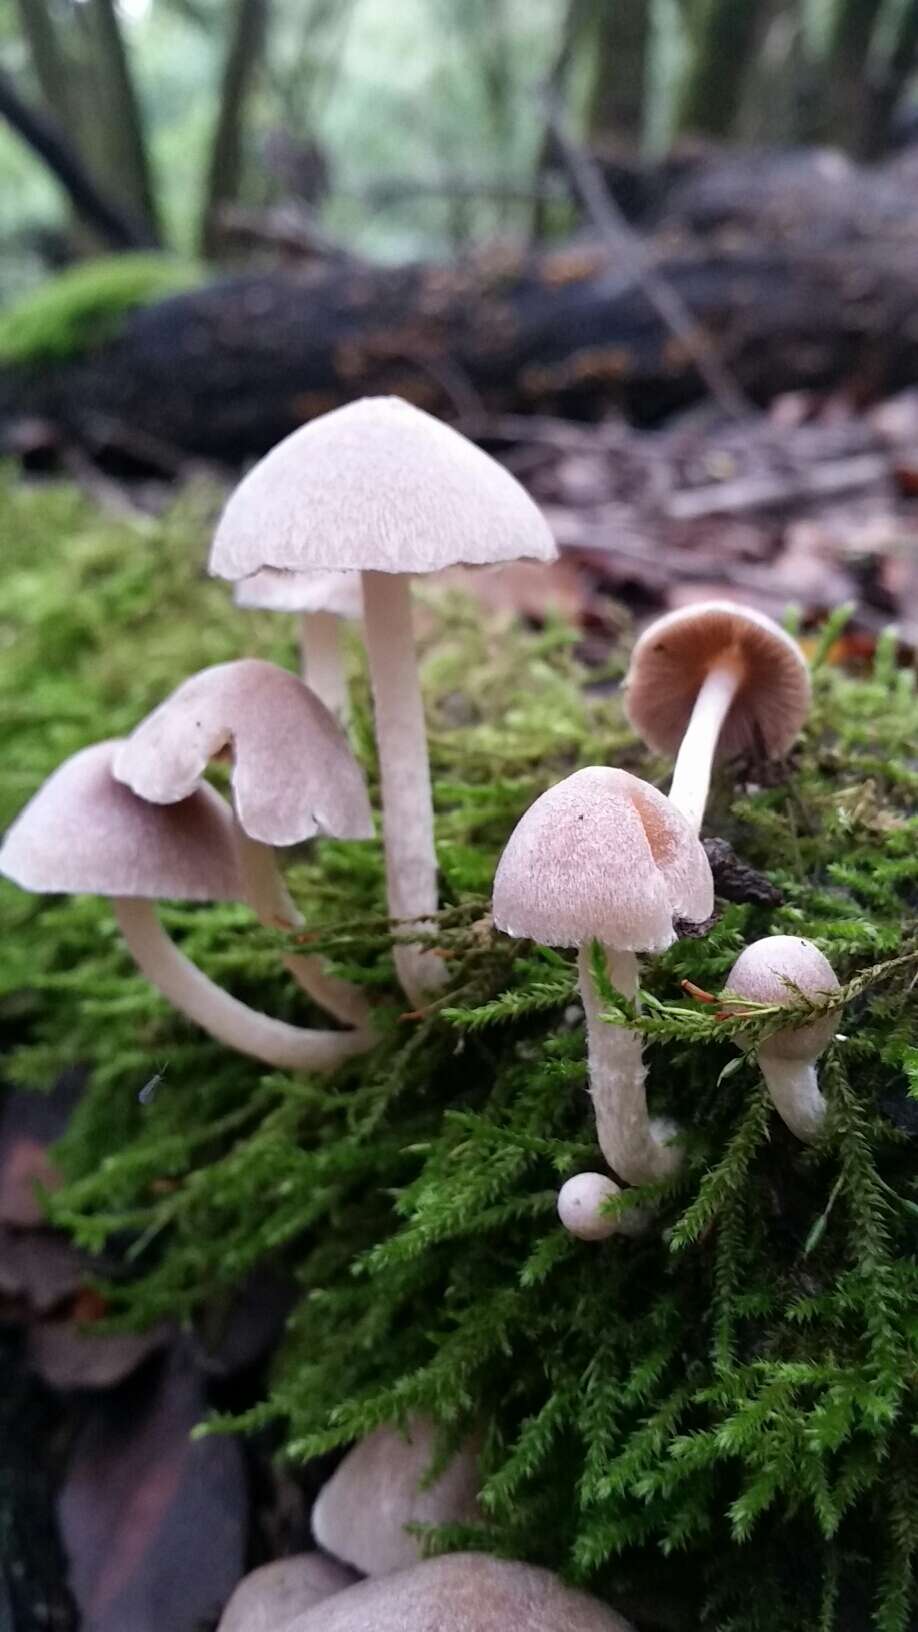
311;1418;480;1578
625;601;811;760
557;1173;623;1241
234;568;362;619
724;935;841;1061
492;767;713;951
209;396;558;580
0;740;242;901
113;660;374;847
286;1554;635;1632
217;1554;356;1632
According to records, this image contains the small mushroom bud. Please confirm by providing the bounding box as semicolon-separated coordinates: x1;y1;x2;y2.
724;935;841;1142
557;1173;648;1241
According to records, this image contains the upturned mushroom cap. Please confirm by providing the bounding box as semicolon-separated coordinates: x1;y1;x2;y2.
0;741;242;901
113;660;373;847
234;568;362;619
312;1418;481;1577
209;396;557;580
286;1554;635;1632
626;601;811;760
217;1554;357;1632
724;935;841;1061
492;767;713;950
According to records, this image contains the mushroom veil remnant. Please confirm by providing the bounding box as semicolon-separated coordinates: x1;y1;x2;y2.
626;601;811;833
209;395;557;1005
114;659;373;1030
0;742;370;1073
724;935;842;1142
493;767;713;1187
234;568;362;726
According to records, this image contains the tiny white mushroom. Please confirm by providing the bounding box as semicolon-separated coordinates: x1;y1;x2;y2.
234;567;362;727
557;1172;648;1241
724;935;842;1142
493;767;713;1186
0;742;371;1073
209;396;557;1005
625;601;811;834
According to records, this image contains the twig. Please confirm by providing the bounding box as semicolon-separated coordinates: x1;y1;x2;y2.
544;96;751;422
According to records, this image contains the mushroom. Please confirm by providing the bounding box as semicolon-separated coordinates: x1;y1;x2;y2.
114;659;373;1030
723;935;841;1142
556;1171;648;1241
493;767;713;1186
311;1418;481;1577
625;601;811;833
217;1555;357;1632
285;1554;636;1632
233;568;361;726
209;396;557;1004
0;742;371;1073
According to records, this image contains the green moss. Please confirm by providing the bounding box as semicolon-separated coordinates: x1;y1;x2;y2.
0;474;916;1631
0;255;203;367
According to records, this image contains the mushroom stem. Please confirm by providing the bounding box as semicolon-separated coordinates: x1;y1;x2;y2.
667;660;743;833
360;570;446;1005
578;944;681;1185
757;1053;827;1143
300;611;349;725
232;822;372;1031
113;898;372;1073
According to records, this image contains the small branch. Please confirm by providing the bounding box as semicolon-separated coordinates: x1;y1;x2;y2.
544;96;751;421
0;66;155;250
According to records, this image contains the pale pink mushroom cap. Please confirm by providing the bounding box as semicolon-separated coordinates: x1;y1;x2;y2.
626;601;811;760
724;935;841;1061
492;767;713;950
113;660;374;848
209;396;558;580
233;568;362;619
0;741;242;901
557;1173;622;1241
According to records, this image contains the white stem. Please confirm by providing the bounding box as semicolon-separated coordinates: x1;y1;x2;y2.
301;611;349;726
233;822;372;1030
578;944;681;1185
361;570;445;1006
113;899;372;1073
758;1053;826;1143
668;661;743;834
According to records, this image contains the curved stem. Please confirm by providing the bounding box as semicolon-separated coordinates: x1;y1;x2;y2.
668;660;743;834
361;570;445;1005
113;898;372;1073
301;611;349;726
233;822;372;1030
578;944;681;1185
758;1053;826;1143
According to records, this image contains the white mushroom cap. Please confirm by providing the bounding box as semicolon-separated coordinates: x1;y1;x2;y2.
626;601;811;760
312;1418;480;1577
724;935;841;1060
209;396;558;580
0;741;242;901
557;1173;622;1240
286;1555;636;1632
113;660;374;847
233;568;362;619
217;1554;357;1632
492;767;713;951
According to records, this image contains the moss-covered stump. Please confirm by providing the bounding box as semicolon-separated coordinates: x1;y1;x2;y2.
0;476;916;1631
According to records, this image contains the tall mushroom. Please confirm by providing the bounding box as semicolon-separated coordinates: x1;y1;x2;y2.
234;568;361;726
208;396;557;1004
493;767;713;1186
625;602;811;834
0;742;372;1072
723;935;841;1142
113;659;373;1029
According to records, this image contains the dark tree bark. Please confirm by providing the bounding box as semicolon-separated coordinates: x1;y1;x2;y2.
678;0;766;137
584;0;650;149
199;0;270;259
14;0;77;134
74;0;162;243
0;67;157;250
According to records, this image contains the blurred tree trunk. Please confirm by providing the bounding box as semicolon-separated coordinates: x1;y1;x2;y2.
199;0;270;259
678;0;765;136
860;0;918;156
14;0;76;131
75;0;161;242
583;0;650;148
822;0;885;153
